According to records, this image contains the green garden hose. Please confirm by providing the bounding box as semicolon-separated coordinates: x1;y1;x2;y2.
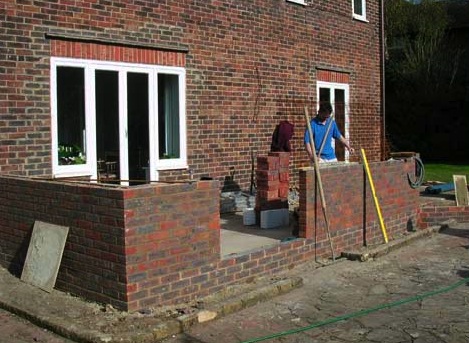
241;277;469;343
407;156;425;189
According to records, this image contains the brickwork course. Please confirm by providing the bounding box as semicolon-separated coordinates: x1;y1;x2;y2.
0;0;383;190
3;158;469;313
0;220;468;343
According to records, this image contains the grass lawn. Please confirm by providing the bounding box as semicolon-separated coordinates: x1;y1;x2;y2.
423;163;469;183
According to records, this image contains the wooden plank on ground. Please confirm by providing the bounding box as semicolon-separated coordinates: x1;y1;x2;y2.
453;175;469;206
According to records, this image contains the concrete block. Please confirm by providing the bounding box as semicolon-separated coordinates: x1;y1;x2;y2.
243;208;256;226
260;208;289;229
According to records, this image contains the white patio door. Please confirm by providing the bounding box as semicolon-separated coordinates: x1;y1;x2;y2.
95;67;154;185
317;81;350;161
52;58;185;182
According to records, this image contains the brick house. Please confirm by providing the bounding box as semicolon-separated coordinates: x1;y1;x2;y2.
0;1;413;312
1;0;384;189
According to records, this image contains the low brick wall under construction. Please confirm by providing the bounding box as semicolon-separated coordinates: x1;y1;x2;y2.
0;159;441;312
0;176;315;311
298;158;421;258
418;205;469;228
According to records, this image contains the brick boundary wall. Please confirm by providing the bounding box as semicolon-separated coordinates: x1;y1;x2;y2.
0;176;315;311
0;177;129;307
0;159;459;312
299;159;421;258
418;205;469;228
123;181;221;310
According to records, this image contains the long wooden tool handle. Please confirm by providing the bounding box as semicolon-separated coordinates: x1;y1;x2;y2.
304;106;336;261
360;148;389;244
317;115;334;158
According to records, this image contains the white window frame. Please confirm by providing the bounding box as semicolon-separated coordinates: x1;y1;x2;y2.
317;81;350;161
50;59;96;179
352;0;367;22
50;57;187;181
153;68;187;171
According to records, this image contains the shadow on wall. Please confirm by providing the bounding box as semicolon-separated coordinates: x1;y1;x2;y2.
406;218;415;232
8;224;34;277
221;167;241;192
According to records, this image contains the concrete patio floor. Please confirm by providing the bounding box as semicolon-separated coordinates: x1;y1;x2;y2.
219;186;458;258
220;212;296;257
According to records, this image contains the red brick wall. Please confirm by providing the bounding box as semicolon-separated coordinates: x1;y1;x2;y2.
299;159;420;258
0;176;316;311
0;160;459;312
51;40;186;66
123;181;221;310
0;176;128;307
418;205;469;228
256;152;290;212
0;176;222;310
1;0;383;191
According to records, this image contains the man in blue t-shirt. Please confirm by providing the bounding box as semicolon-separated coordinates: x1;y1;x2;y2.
304;102;354;163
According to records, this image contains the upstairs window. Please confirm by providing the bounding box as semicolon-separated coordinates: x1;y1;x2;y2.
352;0;367;21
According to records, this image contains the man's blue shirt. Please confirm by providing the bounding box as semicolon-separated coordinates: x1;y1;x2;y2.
304;117;341;160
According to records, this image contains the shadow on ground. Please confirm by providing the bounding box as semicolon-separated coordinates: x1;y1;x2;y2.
419;191;456;202
457;267;469;280
439;226;469;238
170;334;206;343
221;212;295;239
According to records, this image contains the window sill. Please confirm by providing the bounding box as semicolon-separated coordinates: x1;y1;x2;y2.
352;14;369;23
156;161;188;171
286;0;306;6
53;171;92;179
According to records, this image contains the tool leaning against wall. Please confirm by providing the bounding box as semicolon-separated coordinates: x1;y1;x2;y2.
305;105;389;253
303;106;336;261
360;148;389;244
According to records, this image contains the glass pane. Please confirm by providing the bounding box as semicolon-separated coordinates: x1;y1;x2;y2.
354;0;363;16
334;89;346;161
158;74;180;159
319;88;331;112
57;66;86;165
127;72;149;181
334;89;345;117
95;70;120;180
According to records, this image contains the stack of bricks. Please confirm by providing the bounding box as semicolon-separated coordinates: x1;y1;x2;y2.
256;152;290;213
